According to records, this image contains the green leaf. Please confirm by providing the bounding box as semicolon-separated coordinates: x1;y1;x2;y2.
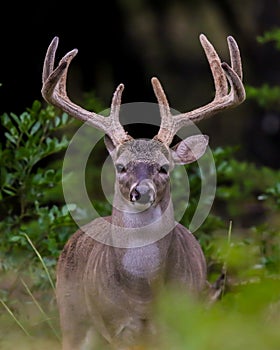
9;113;20;125
2;188;16;196
30;121;41;135
54;116;61;127
2;113;13;128
62;113;68;124
4;132;16;144
29;100;42;114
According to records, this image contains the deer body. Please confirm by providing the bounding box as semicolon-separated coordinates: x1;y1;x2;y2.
56;139;207;349
41;34;245;349
57;223;206;349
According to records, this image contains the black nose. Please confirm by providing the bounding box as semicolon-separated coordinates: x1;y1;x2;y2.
130;184;155;204
130;188;141;202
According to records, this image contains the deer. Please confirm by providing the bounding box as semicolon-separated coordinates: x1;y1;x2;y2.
41;34;245;350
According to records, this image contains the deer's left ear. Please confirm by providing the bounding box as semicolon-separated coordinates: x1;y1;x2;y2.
171;134;209;165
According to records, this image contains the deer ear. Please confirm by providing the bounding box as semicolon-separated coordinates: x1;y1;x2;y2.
171;134;209;165
104;135;116;154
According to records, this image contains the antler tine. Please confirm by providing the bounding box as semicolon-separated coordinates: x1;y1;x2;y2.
227;36;242;80
41;37;132;146
154;34;246;146
42;36;58;84
151;77;170;119
199;33;228;99
151;77;175;145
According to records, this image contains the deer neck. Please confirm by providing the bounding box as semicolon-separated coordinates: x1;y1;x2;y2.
110;185;174;290
107;184;175;249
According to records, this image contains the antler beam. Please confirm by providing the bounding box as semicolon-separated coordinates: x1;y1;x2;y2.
152;34;246;146
41;37;132;146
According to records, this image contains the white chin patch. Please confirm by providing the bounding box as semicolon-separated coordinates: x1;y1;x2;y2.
131;201;153;212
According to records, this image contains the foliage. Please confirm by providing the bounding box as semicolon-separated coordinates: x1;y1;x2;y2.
246;27;280;111
0;101;77;268
257;27;280;49
245;27;280;112
245;84;280;109
154;281;280;350
260;182;280;209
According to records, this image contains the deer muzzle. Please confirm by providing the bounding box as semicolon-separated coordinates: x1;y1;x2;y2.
130;180;156;207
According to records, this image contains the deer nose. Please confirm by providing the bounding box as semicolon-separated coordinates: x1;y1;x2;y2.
130;180;155;205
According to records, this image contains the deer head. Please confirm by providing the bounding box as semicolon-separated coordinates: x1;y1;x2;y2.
41;35;245;218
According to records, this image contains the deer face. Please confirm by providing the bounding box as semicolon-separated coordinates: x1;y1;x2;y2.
105;135;209;211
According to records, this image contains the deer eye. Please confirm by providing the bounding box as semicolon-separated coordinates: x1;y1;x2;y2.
116;164;126;173
159;164;169;174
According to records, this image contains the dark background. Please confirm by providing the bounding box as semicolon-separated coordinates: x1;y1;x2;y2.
1;0;280;168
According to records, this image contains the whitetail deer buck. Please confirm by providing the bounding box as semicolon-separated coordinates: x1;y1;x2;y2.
41;34;245;349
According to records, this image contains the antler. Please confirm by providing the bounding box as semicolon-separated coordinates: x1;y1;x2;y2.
41;37;132;146
152;34;246;146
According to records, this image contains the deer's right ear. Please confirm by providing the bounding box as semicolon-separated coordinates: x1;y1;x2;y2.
171;134;209;165
104;135;116;154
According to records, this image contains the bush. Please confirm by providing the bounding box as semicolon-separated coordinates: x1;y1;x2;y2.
0;101;77;268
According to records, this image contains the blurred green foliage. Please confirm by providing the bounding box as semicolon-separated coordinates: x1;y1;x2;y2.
153;279;280;350
246;84;280;109
246;28;280;110
257;27;280;50
0;101;77;272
